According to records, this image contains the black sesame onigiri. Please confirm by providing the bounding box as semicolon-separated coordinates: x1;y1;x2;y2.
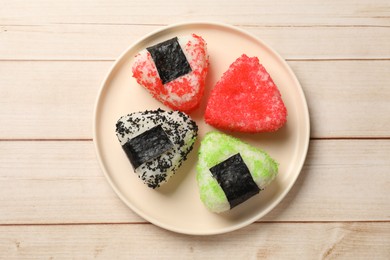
116;109;198;188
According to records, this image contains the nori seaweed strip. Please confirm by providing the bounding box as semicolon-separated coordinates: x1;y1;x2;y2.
210;153;260;209
147;37;192;84
122;125;173;170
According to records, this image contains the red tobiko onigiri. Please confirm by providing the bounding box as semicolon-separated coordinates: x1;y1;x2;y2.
205;54;287;133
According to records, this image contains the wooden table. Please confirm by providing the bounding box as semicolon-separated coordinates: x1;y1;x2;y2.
1;1;389;258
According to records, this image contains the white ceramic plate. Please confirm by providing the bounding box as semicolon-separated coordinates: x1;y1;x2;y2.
93;22;310;235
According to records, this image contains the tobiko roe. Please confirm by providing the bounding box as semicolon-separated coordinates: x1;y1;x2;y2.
205;54;287;133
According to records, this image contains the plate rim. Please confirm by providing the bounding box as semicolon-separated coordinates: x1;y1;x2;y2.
92;21;311;235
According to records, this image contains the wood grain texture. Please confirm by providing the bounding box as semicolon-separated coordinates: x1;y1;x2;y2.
1;24;389;60
289;60;390;138
0;141;143;224
0;222;389;259
1;60;389;139
1;0;389;257
1;0;389;26
0;61;111;139
0;140;389;224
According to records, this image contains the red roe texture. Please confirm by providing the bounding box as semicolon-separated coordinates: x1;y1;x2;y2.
132;34;209;113
205;54;287;133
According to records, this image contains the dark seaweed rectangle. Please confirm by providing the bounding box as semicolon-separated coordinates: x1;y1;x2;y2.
210;153;260;209
147;37;192;84
122;125;173;169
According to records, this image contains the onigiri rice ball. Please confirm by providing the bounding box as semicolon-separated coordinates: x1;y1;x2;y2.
205;54;287;133
116;109;198;188
196;131;278;213
132;34;209;113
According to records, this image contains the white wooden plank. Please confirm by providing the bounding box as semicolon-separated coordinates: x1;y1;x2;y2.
0;61;111;139
0;223;389;259
1;0;389;26
266;139;390;222
289;60;390;138
0;60;389;139
1;24;389;60
0;141;144;224
0;140;389;224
